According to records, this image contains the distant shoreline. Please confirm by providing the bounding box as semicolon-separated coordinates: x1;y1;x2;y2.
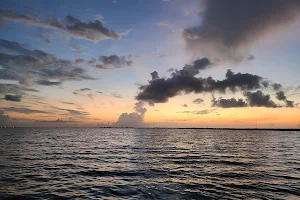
1;127;299;131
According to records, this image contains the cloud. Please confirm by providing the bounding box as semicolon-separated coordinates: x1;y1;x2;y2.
88;58;97;65
212;90;296;108
272;83;282;91
59;108;89;116
4;94;22;102
39;34;52;44
178;109;216;115
0;39;95;87
0;10;130;42
212;97;247;108
166;68;175;72
68;44;88;55
61;101;75;105
2;107;51;114
111;92;122;98
276;91;286;101
134;101;147;116
87;94;94;100
192;98;204;104
65;15;121;42
94;14;104;21
75;58;84;64
0;83;38;95
136;58;267;105
151;71;159;80
77;88;91;92
114;112;144;127
114;101;147;127
156;21;177;32
183;0;300;61
96;55;133;69
244;90;279;108
182;104;188;107
36;79;62;86
276;91;295;107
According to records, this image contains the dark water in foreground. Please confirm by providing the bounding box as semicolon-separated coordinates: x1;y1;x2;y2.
0;128;300;199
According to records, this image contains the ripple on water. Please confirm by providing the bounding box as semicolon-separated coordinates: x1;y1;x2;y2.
0;128;300;199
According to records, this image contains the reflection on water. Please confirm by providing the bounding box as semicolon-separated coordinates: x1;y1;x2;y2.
0;128;299;199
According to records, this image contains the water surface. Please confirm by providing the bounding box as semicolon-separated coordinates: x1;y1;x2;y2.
0;128;299;199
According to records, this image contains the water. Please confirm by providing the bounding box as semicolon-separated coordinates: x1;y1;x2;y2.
0;128;299;199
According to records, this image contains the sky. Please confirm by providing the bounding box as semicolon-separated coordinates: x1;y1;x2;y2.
0;0;300;128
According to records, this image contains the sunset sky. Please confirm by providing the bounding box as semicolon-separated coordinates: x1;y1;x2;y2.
0;0;300;128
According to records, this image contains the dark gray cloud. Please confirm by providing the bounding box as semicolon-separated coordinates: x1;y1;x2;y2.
183;0;300;61
36;80;62;86
276;91;286;101
272;83;282;91
244;90;279;108
285;100;295;108
0;10;129;42
212;90;296;108
0;83;38;95
276;91;295;107
77;88;91;92
114;101;147;127
166;68;175;72
65;15;125;42
182;104;188;107
96;55;133;69
151;71;159;80
136;58;267;105
212;97;247;108
171;58;210;77
0;39;95;89
192;98;204;104
4;94;22;102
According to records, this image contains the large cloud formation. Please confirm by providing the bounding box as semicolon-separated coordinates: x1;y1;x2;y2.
0;10;130;42
136;58;268;105
114;101;147;127
0;39;94;86
183;0;300;60
212;90;296;108
0;39;96;101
